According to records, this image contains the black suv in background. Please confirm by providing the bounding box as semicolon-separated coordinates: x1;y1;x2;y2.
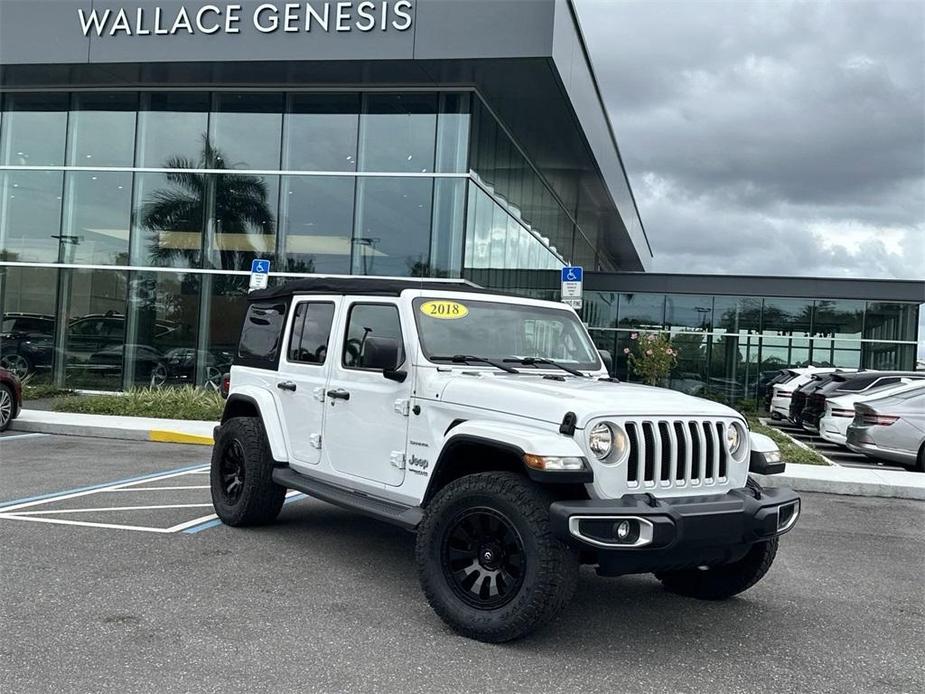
800;371;925;432
789;372;841;425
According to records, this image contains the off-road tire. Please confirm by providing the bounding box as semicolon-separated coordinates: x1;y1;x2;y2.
415;472;579;643
656;537;779;600
210;416;286;526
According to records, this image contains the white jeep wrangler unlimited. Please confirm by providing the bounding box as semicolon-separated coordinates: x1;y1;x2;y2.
212;277;800;642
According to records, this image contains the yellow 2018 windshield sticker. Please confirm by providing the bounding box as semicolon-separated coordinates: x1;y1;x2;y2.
420;300;469;320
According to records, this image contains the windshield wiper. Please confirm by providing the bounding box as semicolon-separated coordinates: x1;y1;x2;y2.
430;354;520;374
502;356;588;378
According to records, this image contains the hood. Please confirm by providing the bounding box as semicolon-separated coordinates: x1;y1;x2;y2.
438;373;740;427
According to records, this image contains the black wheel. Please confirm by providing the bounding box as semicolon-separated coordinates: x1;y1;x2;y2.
415;472;578;643
0;384;14;432
148;363;168;388
210;417;286;526
656;537;779;600
915;444;924;473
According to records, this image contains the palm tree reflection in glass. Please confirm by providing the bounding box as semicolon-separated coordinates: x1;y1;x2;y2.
140;137;275;271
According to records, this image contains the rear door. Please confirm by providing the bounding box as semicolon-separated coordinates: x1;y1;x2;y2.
274;297;339;468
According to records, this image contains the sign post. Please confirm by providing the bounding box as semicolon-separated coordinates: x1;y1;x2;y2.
249;258;270;292
560;266;583;309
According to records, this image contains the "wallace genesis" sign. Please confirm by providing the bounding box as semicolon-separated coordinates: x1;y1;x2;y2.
78;1;414;37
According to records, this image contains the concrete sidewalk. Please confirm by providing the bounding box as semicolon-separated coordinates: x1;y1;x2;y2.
756;463;925;500
10;408;215;445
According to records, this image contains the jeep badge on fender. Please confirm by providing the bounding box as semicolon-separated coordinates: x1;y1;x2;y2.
210;276;800;643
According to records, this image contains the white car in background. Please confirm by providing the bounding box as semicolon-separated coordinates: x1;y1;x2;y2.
769;368;837;419
820;379;924;446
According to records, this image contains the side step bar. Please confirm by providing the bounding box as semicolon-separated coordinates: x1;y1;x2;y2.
272;467;422;531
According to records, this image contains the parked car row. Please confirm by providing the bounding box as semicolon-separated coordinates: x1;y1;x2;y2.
765;367;925;471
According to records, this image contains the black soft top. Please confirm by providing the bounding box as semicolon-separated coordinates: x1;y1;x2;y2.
247;276;504;302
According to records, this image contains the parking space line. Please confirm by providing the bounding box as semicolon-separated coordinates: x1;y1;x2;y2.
0;433;49;441
12;503;215;516
181;491;308;534
0;465;210;513
0;513;175;533
100;486;210;492
0;463;208;511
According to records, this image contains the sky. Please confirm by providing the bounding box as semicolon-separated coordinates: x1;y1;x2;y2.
574;0;924;356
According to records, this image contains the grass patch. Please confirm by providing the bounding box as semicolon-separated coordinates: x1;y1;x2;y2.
747;416;830;466
23;384;75;401
52;386;223;421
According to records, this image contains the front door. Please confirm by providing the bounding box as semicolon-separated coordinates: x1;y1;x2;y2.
275;297;339;468
322;301;410;487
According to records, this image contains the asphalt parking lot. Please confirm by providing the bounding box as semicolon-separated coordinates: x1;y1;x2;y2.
1;433;923;694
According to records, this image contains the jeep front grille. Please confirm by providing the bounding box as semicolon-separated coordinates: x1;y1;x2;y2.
623;419;730;488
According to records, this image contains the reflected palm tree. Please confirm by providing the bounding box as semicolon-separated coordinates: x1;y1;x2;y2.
141;136;275;272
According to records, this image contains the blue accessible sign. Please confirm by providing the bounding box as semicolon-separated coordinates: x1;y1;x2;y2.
560;266;583;308
249;258;271;292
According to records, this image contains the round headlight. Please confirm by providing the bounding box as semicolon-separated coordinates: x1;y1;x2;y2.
726;422;743;456
589;423;613;459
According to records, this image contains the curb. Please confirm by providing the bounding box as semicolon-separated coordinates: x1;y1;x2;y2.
755;467;925;502
10;411;215;447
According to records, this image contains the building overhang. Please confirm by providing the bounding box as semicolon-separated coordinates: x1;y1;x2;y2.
0;0;651;271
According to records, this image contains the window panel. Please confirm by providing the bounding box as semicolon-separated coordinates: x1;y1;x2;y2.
131;171;205;268
67;92;137;168
359;94;436;173
352;177;432;277
211;93;284;170
0;265;58;381
210;174;279;271
62;268;128;390
287;302;335;364
761;298;812;335
124;272;202;388
435;93;471;174
713;296;761;334
618;293;666;329
136;92;210;168
0;170;64;263
665;295;714;332
284;93;359;172
864;302;918;342
62;171;132;265
1;93;68;166
280;176;353;274
812;299;864;338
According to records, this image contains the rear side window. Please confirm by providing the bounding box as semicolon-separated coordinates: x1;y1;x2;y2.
236;301;288;368
287;302;336;364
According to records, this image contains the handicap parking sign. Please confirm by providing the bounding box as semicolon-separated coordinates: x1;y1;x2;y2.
560;266;583;308
249;259;271;292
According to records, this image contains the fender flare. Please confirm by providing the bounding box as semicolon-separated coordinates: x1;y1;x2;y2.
221;388;289;463
425;419;592;501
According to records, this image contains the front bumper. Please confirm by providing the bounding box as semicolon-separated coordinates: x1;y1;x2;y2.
550;485;800;576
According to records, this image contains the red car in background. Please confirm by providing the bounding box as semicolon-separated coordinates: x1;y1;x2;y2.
0;367;23;432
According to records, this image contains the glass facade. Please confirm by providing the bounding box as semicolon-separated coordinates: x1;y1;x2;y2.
0;89;575;389
579;292;920;402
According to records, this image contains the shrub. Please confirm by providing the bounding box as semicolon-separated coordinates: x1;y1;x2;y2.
52;386;223;421
625;332;678;386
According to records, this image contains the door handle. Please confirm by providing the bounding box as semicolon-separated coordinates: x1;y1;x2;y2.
277;381;297;392
326;388;350;401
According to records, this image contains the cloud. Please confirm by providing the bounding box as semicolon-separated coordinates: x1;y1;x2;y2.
575;0;925;281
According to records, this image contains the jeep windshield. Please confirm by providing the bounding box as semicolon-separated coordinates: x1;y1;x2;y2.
413;297;602;372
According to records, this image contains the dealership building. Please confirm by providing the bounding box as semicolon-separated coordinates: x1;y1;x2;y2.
0;0;922;396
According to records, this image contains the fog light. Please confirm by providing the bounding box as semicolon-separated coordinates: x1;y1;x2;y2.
615;520;631;540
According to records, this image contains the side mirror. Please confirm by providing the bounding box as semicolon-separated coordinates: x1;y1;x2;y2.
383;368;408;383
599;349;614;374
